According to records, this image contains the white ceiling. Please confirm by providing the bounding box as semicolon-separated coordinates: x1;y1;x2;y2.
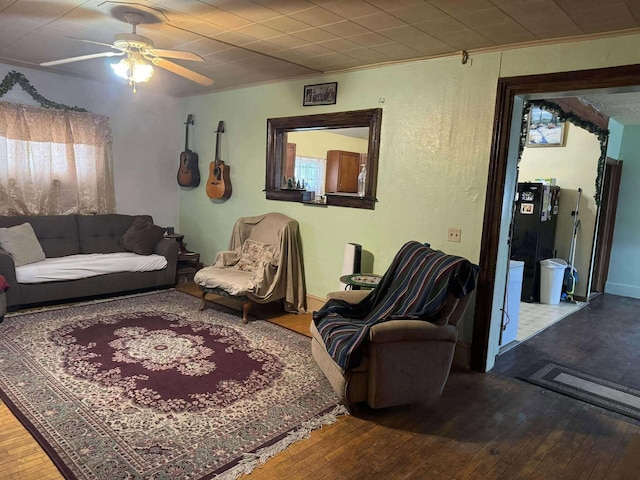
579;93;640;126
2;0;640;100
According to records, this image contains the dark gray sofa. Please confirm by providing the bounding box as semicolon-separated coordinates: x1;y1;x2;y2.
0;214;178;310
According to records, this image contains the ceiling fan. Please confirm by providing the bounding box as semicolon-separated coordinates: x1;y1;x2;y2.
40;12;214;91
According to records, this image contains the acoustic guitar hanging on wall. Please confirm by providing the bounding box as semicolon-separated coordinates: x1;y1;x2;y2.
177;114;200;187
206;120;232;199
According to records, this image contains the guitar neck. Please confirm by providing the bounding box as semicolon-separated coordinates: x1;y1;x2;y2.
214;120;225;165
215;134;221;164
184;115;193;151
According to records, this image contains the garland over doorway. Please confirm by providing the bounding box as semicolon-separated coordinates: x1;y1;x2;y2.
519;99;609;206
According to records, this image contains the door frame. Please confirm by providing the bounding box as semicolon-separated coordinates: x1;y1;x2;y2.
591;158;623;294
471;64;640;372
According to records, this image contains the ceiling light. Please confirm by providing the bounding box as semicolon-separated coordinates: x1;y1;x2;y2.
110;53;154;93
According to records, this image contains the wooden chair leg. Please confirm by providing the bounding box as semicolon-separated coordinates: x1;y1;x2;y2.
242;301;251;324
199;291;208;311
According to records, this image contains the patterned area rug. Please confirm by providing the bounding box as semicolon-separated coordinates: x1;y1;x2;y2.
0;290;346;479
519;360;640;421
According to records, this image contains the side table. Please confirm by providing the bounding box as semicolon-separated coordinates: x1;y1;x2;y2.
165;234;202;284
177;252;201;284
339;273;382;290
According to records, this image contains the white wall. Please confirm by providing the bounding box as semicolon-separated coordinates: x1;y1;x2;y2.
0;63;182;230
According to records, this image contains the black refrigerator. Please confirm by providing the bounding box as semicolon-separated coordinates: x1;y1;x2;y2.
510;182;560;302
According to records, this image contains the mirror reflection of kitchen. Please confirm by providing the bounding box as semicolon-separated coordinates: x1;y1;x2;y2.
286;127;368;197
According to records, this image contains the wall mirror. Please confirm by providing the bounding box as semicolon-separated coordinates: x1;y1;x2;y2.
265;108;382;209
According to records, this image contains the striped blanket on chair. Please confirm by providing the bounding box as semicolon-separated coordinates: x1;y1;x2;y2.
313;241;479;369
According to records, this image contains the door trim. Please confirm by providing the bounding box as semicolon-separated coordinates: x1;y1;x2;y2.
591;158;623;293
472;63;640;372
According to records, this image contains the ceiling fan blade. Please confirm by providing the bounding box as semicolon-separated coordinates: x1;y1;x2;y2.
68;38;122;51
40;51;124;66
152;58;214;86
147;48;203;62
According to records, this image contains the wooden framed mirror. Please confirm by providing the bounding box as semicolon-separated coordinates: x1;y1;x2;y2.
265;108;382;209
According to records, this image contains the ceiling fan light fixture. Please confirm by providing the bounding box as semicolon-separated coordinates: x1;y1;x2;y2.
41;9;212;92
131;58;154;83
110;54;154;92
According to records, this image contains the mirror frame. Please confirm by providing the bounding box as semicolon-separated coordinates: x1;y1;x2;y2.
265;108;382;209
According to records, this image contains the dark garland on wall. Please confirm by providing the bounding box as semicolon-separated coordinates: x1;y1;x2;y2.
0;70;87;112
519;99;609;206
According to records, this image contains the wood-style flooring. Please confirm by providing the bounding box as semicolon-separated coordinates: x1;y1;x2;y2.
493;294;640;389
1;289;639;479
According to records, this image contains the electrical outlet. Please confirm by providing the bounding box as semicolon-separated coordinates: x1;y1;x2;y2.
448;228;461;243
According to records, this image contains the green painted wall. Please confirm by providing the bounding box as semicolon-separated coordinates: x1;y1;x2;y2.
607;119;624;160
179;33;640;367
607;124;640;298
181;53;498;300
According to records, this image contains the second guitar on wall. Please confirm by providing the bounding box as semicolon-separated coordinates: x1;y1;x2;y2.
206;120;232;199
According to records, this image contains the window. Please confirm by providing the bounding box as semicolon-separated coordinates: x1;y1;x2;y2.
294;155;326;195
0;102;115;215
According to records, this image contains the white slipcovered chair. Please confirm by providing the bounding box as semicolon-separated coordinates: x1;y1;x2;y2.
194;213;306;323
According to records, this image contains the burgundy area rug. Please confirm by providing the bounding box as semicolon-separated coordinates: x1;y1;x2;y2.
0;290;346;479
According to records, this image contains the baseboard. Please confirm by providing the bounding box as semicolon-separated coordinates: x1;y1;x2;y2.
604;282;640;300
306;294;326;313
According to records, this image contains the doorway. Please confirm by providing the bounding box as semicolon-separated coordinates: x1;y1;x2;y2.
500;99;606;349
472;64;640;372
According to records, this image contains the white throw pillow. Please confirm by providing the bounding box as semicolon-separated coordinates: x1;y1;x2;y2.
0;222;46;267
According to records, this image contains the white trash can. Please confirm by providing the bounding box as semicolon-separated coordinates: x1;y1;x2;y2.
539;258;568;305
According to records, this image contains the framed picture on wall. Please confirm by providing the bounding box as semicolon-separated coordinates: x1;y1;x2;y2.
526;106;567;147
303;82;338;106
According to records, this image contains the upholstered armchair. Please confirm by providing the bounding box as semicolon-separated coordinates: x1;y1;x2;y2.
194;213;306;323
311;241;479;409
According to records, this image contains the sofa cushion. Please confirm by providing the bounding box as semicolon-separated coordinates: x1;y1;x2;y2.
120;217;166;255
15;252;168;283
0;215;80;257
0;223;46;267
77;214;152;254
194;266;255;296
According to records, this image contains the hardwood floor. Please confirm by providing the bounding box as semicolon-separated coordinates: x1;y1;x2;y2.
2;289;640;479
493;294;640;389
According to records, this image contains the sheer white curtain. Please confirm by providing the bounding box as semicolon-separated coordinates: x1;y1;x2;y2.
0;101;116;215
294;155;326;195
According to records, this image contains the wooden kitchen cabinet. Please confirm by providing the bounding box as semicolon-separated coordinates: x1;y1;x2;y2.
325;150;360;193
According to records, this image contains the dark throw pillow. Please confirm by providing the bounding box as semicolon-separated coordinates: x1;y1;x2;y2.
120;217;166;255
